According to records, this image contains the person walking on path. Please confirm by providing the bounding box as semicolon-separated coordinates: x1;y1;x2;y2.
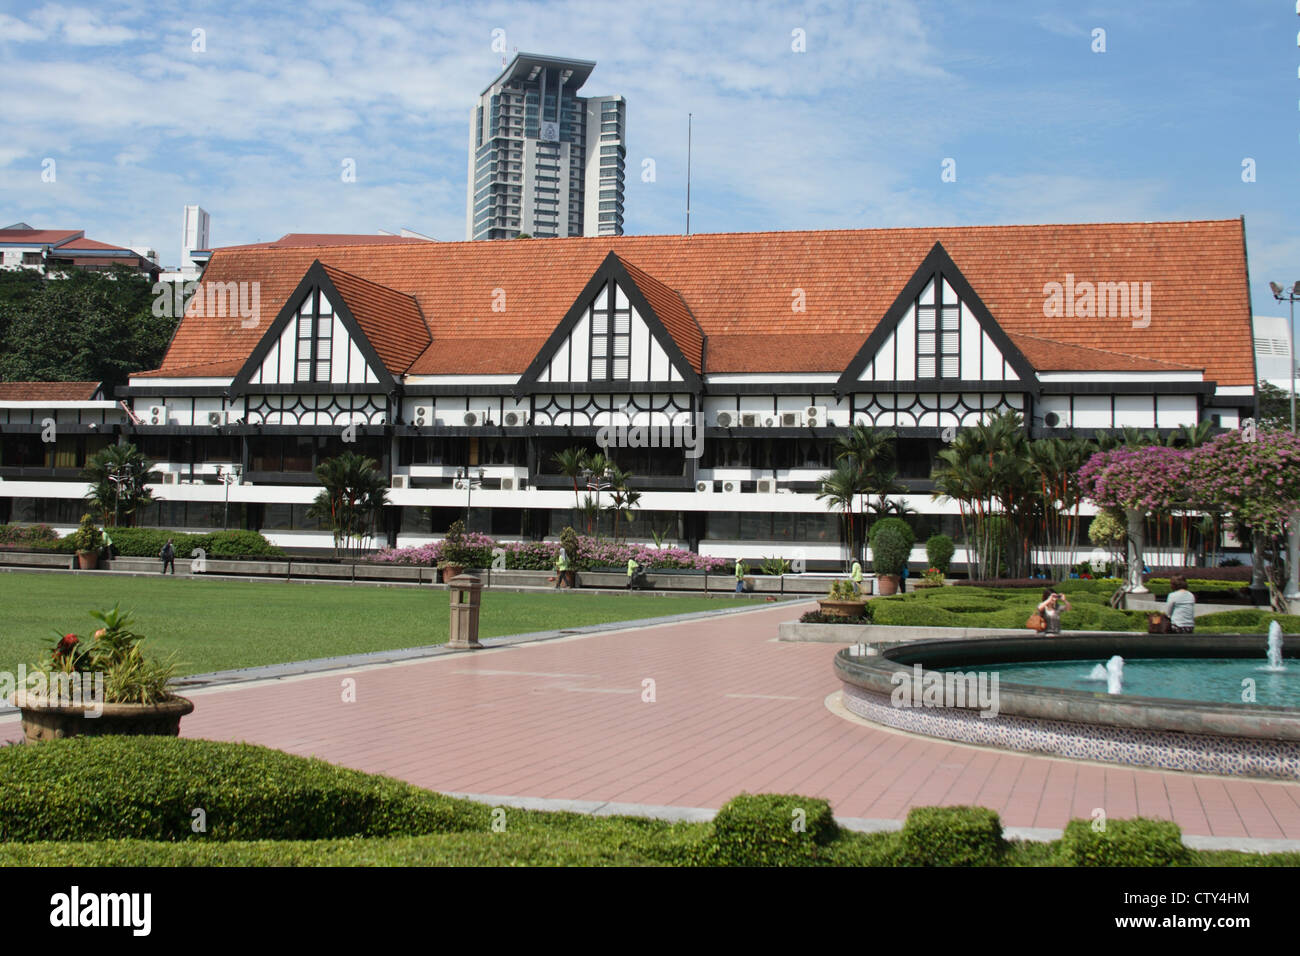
626;556;639;590
1163;573;1196;633
851;560;864;595
554;547;569;589
160;538;176;575
734;557;746;593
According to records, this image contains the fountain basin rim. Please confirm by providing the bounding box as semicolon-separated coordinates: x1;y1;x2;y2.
835;633;1300;742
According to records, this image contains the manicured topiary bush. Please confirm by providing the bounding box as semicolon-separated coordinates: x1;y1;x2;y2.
871;525;914;578
0;737;488;842
694;793;838;866
898;805;1006;866
1057;817;1191;867
925;534;955;574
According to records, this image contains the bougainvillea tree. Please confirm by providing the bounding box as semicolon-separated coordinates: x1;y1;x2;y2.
1187;428;1300;590
1077;445;1193;591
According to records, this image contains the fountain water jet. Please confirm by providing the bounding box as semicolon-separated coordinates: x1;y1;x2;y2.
1105;655;1124;695
1267;621;1287;672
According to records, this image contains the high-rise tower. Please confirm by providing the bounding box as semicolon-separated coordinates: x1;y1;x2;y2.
467;54;625;240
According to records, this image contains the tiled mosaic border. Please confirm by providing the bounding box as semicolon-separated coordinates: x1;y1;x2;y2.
841;683;1300;780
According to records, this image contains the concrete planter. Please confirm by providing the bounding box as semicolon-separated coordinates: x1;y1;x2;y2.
817;599;868;619
9;693;194;743
876;574;901;595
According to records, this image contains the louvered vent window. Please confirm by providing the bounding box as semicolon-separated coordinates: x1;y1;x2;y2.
589;282;632;380
295;290;333;382
916;280;961;379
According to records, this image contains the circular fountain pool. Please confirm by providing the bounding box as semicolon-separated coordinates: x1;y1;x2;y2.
834;633;1300;779
948;659;1299;708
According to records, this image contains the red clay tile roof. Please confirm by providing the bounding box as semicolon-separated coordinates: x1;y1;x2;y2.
618;256;703;373
1005;333;1202;373
56;237;135;252
217;234;435;251
133;360;246;379
0;229;83;246
0;381;102;401
319;264;430;375
150;219;1254;385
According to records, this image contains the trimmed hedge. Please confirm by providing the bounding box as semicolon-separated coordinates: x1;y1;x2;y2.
898;806;1006;866
0;523;59;546
1057;817;1191;867
1195;610;1300;633
99;528;284;559
695;793;838;866
0;737;488;842
925;533;955;574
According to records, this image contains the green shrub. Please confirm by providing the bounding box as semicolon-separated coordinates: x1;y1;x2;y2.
1196;610;1300;633
204;530;284;558
695;793;838;866
1057;817;1191;867
799;607;873;624
898;805;1006;866
0;523;59;546
0;737;488;842
869;517;915;549
100;528;282;559
925;534;955;574
70;513;100;552
871;525;914;578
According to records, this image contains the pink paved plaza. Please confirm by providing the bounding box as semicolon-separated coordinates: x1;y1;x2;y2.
11;602;1300;840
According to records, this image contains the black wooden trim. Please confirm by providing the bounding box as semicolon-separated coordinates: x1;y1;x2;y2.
240;383;388;396
836;242;1040;392
229;261;397;398
1038;381;1216;395
517;252;703;393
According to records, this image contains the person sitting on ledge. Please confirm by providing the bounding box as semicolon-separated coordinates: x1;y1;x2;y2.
1163;573;1196;634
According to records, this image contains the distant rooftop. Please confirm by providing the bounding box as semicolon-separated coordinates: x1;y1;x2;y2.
480;52;597;96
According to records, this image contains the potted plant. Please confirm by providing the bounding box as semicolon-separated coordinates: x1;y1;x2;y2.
71;513;101;571
913;567;946;589
818;579;869;618
438;519;468;582
10;604;192;742
871;521;914;595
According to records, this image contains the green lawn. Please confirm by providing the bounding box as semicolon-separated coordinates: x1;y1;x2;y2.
0;572;764;676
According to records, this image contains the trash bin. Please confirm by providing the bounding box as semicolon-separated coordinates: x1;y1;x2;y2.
447;574;484;650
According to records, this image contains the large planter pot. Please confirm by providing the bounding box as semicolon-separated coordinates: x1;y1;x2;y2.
9;693;194;744
876;574;901;596
76;550;98;570
817;599;868;619
440;564;464;583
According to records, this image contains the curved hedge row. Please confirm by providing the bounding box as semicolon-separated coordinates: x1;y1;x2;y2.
0;737;488;842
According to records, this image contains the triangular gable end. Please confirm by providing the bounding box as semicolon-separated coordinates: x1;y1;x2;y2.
837;242;1038;392
518;252;703;391
230;261;397;396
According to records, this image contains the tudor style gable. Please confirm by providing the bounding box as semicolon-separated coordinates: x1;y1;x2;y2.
519;253;703;391
838;243;1037;390
231;261;429;395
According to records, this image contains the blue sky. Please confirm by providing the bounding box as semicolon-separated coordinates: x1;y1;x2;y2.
0;0;1296;316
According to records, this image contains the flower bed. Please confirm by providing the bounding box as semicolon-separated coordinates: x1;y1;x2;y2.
369;535;727;572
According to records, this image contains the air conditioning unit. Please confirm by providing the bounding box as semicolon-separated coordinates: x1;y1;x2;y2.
501;476;527;491
695;480;714;493
780;410;803;428
147;404;168;426
739;411;762;428
161;472;178;485
392;475;410;489
463;409;492;426
207;410;229;427
721;479;741;494
715;410;735;428
503;410;529;427
756;478;777;494
803;405;828;426
412;405;434;427
763;415;778;427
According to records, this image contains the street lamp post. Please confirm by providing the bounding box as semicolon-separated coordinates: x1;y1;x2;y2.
583;467;613;538
1269;281;1300;600
456;467;484;526
217;464;243;530
107;462;134;528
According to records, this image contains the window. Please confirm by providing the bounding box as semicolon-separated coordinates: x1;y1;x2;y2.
294;290;334;382
916;278;961;379
589;281;631;380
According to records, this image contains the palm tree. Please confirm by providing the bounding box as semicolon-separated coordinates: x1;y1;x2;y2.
817;459;864;569
307;451;389;557
551;446;590;515
832;425;898;564
83;442;155;527
605;464;641;542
